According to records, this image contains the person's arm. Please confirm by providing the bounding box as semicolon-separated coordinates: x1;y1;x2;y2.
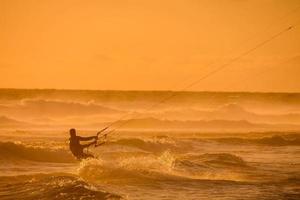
78;136;97;141
95;141;105;147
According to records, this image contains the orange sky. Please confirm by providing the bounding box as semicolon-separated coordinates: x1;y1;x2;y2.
0;0;300;92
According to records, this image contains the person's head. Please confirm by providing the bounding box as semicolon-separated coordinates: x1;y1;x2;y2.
69;128;76;137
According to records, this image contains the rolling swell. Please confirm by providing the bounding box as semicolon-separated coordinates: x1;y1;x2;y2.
0;173;122;200
0;142;75;163
215;135;300;146
176;153;248;168
172;153;253;182
175;153;248;173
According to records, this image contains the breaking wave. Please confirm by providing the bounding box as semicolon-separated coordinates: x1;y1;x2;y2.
78;152;250;183
0;142;75;163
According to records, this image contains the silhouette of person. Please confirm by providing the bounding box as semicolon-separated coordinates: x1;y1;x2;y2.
69;128;97;160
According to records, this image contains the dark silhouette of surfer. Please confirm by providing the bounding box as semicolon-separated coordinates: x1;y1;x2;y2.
69;128;98;160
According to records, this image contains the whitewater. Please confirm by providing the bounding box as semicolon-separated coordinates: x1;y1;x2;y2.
0;89;299;199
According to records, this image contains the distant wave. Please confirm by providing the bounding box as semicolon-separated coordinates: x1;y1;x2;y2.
3;114;300;130
215;135;300;146
112;117;300;131
161;103;300;124
0;142;75;163
216;104;300;124
0;173;122;200
1;89;300;106
0;99;123;118
0;116;31;127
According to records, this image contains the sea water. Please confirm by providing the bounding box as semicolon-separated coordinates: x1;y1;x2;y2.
0;89;299;200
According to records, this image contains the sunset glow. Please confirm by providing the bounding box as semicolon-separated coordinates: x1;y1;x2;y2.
1;0;299;92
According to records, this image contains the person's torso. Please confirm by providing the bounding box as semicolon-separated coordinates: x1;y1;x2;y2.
69;136;83;155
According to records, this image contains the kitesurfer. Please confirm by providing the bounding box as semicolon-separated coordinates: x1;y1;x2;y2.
69;128;98;160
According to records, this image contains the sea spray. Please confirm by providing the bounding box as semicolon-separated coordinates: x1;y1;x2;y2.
78;158;105;180
157;150;176;171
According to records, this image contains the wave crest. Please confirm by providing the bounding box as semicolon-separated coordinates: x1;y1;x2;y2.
107;137;176;152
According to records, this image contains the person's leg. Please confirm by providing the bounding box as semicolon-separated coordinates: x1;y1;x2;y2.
78;142;96;160
81;153;94;159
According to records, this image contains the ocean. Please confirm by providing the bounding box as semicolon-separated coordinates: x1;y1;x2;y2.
0;89;299;200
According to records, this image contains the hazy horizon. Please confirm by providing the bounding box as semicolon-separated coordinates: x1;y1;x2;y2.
1;87;300;94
